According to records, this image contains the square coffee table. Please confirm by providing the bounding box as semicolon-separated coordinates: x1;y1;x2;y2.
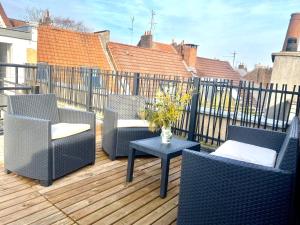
126;136;200;198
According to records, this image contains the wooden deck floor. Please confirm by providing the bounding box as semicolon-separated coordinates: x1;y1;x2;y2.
0;132;180;225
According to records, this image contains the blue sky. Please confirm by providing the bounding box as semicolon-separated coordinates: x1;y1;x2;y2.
2;0;300;69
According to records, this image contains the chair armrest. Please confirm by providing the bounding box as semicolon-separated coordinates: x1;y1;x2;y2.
4;113;52;180
103;108;118;128
102;108;118;158
58;108;96;133
227;125;286;151
177;150;294;225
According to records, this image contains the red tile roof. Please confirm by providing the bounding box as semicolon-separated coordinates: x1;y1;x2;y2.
0;3;12;27
37;26;112;70
195;57;240;84
152;42;177;54
107;42;191;77
9;18;27;27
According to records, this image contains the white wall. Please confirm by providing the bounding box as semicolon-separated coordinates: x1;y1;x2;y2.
0;27;37;83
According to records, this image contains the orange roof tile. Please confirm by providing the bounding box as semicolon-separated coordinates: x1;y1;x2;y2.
108;42;191;77
196;57;240;84
37;26;112;70
152;42;177;54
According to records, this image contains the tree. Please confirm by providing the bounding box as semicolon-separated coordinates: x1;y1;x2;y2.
24;7;90;32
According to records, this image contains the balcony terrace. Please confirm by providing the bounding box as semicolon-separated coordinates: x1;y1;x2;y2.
0;127;180;225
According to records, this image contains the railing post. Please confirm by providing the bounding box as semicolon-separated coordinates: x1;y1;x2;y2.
187;77;200;141
48;65;53;93
86;68;93;111
133;73;140;95
15;66;18;86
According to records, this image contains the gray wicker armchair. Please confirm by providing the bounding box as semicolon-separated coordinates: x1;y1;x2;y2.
102;95;158;160
4;94;96;186
177;117;299;225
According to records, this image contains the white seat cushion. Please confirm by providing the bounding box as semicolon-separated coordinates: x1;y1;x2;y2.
210;140;277;167
52;123;91;140
117;119;149;128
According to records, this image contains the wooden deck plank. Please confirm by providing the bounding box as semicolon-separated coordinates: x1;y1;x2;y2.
114;186;180;225
152;207;178;225
0;192;41;211
0;196;45;218
46;158;156;204
7;205;59;225
133;195;179;225
76;171;181;225
29;211;68;225
68;161;181;221
0;201;52;224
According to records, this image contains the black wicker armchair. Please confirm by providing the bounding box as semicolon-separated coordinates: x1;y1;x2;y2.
102;95;158;160
4;94;96;186
177;117;299;225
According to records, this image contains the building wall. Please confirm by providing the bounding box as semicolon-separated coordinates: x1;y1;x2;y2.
0;36;37;64
271;53;300;90
0;27;37;83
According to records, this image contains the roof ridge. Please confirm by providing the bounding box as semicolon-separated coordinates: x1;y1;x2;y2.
9;17;27;22
108;41;180;55
197;56;228;63
38;25;98;36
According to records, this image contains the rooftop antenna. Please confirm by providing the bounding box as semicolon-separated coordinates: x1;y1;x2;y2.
149;10;157;34
231;51;238;68
128;16;134;44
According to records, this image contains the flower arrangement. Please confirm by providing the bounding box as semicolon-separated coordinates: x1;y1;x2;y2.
141;88;191;143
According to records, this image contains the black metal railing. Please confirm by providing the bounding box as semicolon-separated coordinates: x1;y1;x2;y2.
1;63;299;146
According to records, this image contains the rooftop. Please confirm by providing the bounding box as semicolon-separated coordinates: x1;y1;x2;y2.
195;57;241;84
38;26;112;70
108;42;191;77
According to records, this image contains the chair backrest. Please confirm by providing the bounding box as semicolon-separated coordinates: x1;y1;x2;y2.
7;94;60;124
107;95;146;119
275;117;299;172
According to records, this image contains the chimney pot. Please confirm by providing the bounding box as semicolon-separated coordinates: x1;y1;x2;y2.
138;31;153;48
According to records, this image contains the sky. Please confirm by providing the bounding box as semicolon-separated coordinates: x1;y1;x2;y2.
2;0;300;69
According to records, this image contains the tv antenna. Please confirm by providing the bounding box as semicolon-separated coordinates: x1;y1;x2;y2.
223;51;238;67
231;51;238;67
149;10;157;34
128;16;134;44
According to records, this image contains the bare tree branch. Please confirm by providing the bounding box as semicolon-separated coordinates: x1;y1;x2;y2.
24;7;90;32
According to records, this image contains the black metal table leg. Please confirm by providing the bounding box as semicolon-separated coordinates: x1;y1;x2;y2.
160;157;170;198
126;147;136;182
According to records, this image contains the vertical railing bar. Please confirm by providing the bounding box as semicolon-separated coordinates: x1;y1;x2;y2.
285;85;296;130
258;83;269;128
264;83;274;129
272;84;278;130
253;83;262;128
276;84;284;131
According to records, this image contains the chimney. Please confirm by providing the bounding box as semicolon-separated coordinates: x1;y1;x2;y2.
173;41;198;68
282;13;300;51
238;63;247;71
138;31;153;48
95;30;110;46
182;44;198;68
